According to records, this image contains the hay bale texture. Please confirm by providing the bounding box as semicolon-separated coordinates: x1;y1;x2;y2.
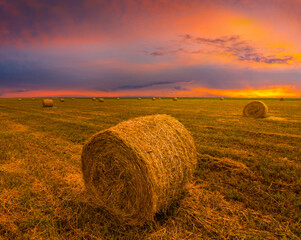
137;97;141;100
92;97;96;101
152;97;156;101
243;100;268;118
81;114;197;226
220;97;224;100
173;97;178;101
99;98;104;102
42;99;53;107
18;98;22;101
60;98;65;102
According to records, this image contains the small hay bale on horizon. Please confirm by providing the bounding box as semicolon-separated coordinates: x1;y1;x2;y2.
137;97;141;100
92;97;96;101
173;97;178;101
220;97;224;100
42;99;53;107
280;98;285;101
72;98;75;100
116;97;120;100
81;114;197;226
158;97;161;100
60;98;65;102
243;100;268;118
99;98;104;102
152;97;156;101
18;98;22;101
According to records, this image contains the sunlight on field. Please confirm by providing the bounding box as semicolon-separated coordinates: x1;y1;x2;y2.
0;98;300;239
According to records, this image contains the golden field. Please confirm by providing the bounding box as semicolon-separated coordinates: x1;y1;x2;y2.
0;98;300;239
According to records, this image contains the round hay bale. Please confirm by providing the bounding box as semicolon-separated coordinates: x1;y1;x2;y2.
31;98;35;100
60;98;65;102
220;97;224;100
137;97;141;100
92;97;96;101
173;97;178;101
99;98;104;102
280;98;284;101
152;97;156;101
117;97;120;100
18;98;22;101
158;97;161;100
81;114;197;226
42;99;53;107
243;100;268;118
72;98;75;100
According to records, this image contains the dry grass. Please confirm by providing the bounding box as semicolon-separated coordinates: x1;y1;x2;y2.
82;114;197;226
243;100;268;118
0;98;300;239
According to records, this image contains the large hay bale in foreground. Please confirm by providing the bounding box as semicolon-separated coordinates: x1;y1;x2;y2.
243;100;268;118
42;99;53;107
60;98;65;102
173;97;178;101
99;98;104;102
81;114;197;226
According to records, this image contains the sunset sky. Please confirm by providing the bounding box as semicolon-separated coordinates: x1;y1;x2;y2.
1;0;301;98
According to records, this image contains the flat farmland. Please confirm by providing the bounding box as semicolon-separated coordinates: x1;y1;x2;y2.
0;98;300;239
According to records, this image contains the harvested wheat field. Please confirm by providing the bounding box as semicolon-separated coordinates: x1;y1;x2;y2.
0;98;300;239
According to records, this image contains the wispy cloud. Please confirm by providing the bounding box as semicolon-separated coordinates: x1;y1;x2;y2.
147;34;295;65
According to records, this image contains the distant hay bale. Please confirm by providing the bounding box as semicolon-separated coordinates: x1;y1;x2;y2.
72;98;75;100
18;98;22;101
60;98;65;102
220;97;224;100
243;100;268;118
92;97;96;101
152;97;156;101
81;114;197;226
158;97;161;100
31;98;35;100
280;98;285;101
42;99;53;107
173;97;178;101
137;97;141;100
99;98;104;102
117;97;120;100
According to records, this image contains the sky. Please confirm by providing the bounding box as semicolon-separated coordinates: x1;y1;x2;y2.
1;0;301;98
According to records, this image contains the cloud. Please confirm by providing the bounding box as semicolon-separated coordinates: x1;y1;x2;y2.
147;34;295;65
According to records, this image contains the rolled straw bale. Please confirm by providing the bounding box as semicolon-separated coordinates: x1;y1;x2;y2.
152;97;156;101
173;97;178;101
243;100;268;118
99;98;104;102
92;97;96;101
158;97;161;100
81;114;197;226
18;98;22;101
42;99;53;107
137;97;141;100
60;98;65;102
220;97;224;100
280;98;284;101
72;98;75;100
117;97;120;100
31;98;35;100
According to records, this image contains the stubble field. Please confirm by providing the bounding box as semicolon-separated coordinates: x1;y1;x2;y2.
0;98;300;239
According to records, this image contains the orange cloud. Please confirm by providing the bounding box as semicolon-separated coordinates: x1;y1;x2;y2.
2;85;300;98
